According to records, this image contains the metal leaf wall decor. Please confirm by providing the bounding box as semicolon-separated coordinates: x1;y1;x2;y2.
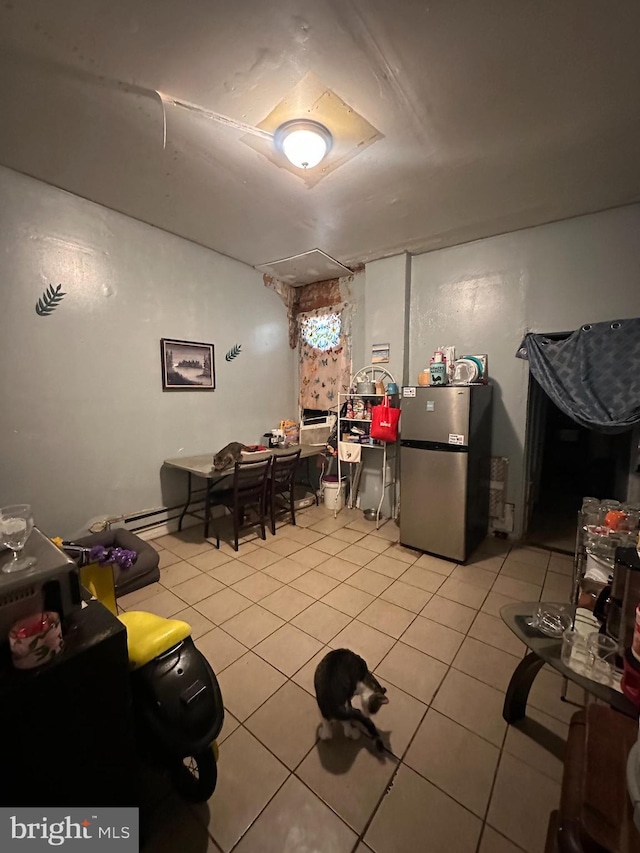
225;344;242;362
35;283;66;316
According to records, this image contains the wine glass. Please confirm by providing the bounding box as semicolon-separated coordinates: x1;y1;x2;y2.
0;504;37;573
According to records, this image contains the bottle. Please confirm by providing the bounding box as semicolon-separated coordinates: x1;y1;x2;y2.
429;351;447;385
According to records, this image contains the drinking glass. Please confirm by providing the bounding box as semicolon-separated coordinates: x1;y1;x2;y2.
587;632;618;687
0;504;36;573
581;497;600;512
618;510;640;543
583;506;606;531
601;499;622;512
587;632;618;659
561;628;591;675
590;655;615;687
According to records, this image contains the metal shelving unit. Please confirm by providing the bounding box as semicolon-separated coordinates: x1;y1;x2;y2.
336;365;399;528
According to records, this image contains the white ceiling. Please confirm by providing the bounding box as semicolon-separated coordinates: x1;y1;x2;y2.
2;0;640;273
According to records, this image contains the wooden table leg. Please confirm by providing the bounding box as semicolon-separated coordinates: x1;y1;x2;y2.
503;651;546;724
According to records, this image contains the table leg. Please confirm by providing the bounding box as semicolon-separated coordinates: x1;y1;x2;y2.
178;473;193;532
204;482;211;540
503;651;546;724
298;457;319;505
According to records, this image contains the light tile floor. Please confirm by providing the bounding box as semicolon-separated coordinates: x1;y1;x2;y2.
132;506;577;853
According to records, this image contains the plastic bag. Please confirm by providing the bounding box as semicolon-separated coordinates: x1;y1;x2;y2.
370;396;400;442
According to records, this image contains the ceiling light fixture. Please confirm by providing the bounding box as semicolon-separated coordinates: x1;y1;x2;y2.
274;119;333;169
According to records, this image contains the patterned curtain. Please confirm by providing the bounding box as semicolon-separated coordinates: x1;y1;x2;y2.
298;305;351;410
516;317;640;433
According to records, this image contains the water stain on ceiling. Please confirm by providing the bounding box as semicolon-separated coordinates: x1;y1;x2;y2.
1;0;640;274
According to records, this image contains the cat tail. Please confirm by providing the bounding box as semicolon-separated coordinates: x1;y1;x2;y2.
333;706;384;752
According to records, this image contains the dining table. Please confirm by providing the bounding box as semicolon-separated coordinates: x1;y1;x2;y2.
164;444;325;539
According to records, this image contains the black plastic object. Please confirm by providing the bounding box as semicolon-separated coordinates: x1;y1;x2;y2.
593;584;611;623
169;748;218;803
133;636;224;758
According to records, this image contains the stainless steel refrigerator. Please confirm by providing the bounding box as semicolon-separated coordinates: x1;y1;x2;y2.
400;385;492;562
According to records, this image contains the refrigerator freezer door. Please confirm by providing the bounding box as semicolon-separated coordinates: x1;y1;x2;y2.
401;387;471;446
400;446;468;561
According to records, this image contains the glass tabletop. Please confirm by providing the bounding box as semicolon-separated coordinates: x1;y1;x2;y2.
500;601;637;716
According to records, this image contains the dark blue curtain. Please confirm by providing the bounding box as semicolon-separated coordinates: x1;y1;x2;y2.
516;317;640;433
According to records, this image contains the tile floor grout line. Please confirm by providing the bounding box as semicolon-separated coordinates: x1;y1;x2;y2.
354;655;514;849
481;708;512;823
216;615;286;655
478;749;516;852
215;753;292;853
393;692;504;827
148;518;562;853
154;536;523;705
355;757;404;847
405;645;510;753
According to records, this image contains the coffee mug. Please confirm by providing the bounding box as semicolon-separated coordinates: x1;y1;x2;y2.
386;382;399;395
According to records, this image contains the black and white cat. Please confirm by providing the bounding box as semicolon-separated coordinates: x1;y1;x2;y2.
212;442;250;471
314;648;388;751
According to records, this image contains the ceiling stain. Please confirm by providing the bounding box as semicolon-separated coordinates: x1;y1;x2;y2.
1;2;639;271
241;70;383;187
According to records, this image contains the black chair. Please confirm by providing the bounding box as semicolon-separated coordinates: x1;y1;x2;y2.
208;456;272;551
268;449;301;535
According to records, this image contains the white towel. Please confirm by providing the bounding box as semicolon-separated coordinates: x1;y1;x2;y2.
339;441;362;463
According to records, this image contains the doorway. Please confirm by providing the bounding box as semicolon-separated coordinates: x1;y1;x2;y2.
523;376;634;553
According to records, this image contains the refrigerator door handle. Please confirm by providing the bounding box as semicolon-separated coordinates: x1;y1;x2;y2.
400;439;468;452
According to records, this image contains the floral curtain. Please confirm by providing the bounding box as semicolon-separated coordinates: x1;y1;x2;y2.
298;304;351;410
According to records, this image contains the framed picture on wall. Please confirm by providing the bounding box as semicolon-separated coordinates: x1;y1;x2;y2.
371;343;390;363
160;338;215;391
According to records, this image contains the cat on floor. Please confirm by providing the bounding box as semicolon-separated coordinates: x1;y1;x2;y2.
314;648;388;752
212;442;250;471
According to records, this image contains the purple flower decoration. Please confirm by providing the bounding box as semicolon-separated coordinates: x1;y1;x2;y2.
89;545;110;565
88;545;137;570
110;547;137;570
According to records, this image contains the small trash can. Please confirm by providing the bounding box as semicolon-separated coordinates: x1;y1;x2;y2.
322;476;346;511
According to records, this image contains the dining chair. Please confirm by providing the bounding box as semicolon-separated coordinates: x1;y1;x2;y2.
208;456;272;551
268;448;301;535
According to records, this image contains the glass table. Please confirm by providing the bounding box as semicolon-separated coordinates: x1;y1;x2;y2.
500;601;637;723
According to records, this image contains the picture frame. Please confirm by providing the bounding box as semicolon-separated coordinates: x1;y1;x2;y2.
160;338;215;391
371;343;390;364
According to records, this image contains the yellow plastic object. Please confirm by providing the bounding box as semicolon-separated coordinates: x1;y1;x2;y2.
212;741;219;763
118;611;191;670
80;563;117;616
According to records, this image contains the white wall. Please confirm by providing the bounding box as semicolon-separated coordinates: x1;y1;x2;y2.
0;166;296;537
409;204;640;537
363;254;410;385
352;255;410;516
